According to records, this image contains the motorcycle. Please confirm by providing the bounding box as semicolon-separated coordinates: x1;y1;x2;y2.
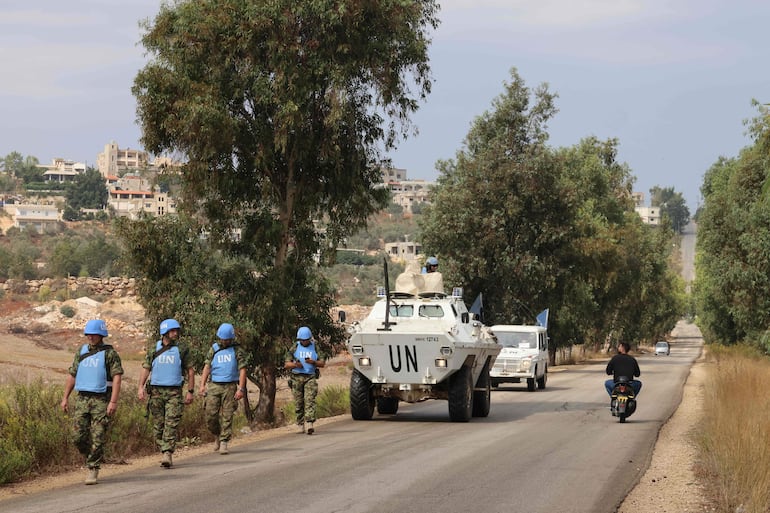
610;376;637;423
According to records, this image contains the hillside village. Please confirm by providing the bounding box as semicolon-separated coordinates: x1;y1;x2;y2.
1;144;432;235
1;143;664;239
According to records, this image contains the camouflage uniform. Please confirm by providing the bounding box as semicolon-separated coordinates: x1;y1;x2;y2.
67;345;124;470
290;373;319;425
203;344;249;443
286;341;326;427
143;342;193;454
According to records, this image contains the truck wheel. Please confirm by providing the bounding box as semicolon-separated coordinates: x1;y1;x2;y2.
350;369;375;420
527;377;536;391
448;365;473;422
377;397;399;415
537;368;547;390
472;360;491;418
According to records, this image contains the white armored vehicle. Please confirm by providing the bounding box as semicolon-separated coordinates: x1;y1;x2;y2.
341;262;500;422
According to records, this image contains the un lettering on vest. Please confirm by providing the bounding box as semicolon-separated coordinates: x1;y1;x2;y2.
157;354;176;364
216;353;233;363
81;358;101;368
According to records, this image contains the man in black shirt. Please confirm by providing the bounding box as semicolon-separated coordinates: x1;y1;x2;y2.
604;342;642;396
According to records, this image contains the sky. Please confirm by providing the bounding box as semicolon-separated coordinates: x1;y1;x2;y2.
2;1;769;212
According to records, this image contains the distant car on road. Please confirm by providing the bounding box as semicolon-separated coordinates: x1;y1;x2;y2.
655;341;670;356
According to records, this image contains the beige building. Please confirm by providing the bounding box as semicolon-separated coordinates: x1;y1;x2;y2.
97;141;149;177
4;203;61;233
381;167;408;182
632;192;662;225
387;179;432;213
38;158;86;183
108;174;177;219
385;241;423;263
635;206;662;225
380;167;434;213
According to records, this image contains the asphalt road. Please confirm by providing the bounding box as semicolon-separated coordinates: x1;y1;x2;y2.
679;220;697;287
3;324;701;513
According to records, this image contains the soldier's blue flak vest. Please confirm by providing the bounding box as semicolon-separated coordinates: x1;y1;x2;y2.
292;341;318;376
210;343;239;382
75;345;109;392
150;341;183;386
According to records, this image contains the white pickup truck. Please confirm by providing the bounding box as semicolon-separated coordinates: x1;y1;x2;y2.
489;324;548;391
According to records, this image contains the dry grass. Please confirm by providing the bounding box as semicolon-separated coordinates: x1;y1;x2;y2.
699;345;770;513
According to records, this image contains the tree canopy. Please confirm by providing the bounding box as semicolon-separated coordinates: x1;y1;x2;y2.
420;69;683;359
695;102;770;347
1;152;42;185
650;185;690;233
126;0;439;421
65;167;109;212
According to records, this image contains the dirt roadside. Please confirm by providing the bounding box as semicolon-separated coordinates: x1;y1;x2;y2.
619;321;709;513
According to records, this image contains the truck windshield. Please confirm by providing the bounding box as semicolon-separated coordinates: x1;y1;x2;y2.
497;333;537;349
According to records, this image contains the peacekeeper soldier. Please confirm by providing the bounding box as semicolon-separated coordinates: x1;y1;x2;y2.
61;319;124;485
424;256;439;273
198;322;249;455
138;318;195;468
284;326;326;435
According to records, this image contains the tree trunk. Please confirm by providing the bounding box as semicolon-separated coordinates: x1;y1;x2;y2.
253;362;278;423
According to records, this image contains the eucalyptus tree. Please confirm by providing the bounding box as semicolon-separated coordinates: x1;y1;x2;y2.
696;105;770;346
420;69;563;327
649;185;690;233
421;69;681;362
127;0;439;420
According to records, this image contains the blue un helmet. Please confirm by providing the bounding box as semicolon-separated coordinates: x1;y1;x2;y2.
297;326;313;341
426;256;439;266
217;323;235;340
159;318;181;336
84;319;108;337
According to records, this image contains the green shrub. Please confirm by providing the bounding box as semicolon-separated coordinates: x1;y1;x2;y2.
0;438;33;484
282;384;350;425
36;285;51;302
316;385;349;418
60;305;76;318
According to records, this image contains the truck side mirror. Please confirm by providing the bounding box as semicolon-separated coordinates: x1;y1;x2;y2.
461;312;469;323
338;311;347;323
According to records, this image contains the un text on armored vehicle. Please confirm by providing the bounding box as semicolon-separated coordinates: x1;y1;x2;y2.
489;323;548;391
341;260;501;422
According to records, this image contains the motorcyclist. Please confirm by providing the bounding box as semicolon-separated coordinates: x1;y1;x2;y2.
604;341;642;396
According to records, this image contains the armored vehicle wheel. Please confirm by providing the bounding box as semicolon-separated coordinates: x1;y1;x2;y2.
376;397;399;415
537;368;547;390
527;377;536;391
448;365;473;422
472;359;491;418
350;369;375;420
